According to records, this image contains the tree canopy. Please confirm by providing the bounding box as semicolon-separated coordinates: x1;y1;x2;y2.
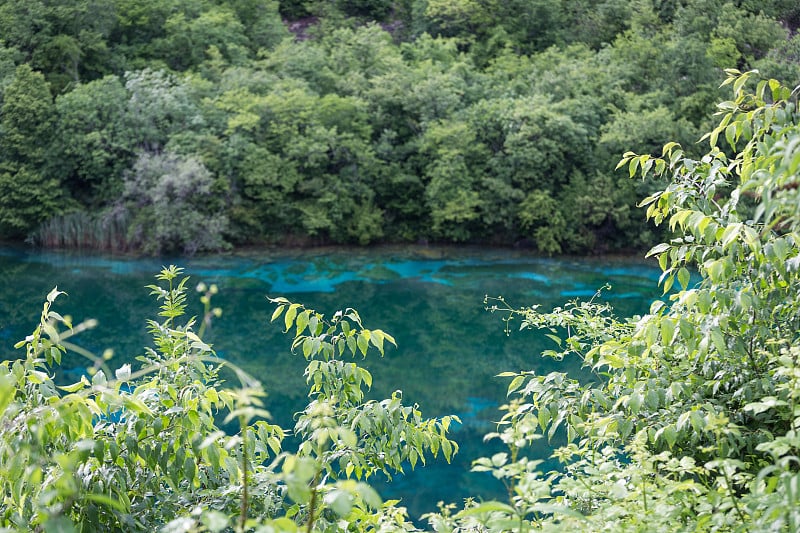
0;0;798;253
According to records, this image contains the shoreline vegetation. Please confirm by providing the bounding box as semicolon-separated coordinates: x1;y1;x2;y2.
26;224;655;258
2;238;657;265
0;1;798;255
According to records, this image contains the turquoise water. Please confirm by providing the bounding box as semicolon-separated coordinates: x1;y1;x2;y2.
0;245;661;517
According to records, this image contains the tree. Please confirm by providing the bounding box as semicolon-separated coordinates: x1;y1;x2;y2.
0;0;115;91
54;75;133;206
220;0;288;52
0;65;64;238
121;151;229;255
123;68;203;153
419;119;486;241
157;6;251;71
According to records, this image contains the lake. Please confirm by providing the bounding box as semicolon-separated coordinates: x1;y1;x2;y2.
0;245;661;518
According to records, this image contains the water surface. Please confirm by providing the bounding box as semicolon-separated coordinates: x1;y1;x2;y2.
0;245;660;517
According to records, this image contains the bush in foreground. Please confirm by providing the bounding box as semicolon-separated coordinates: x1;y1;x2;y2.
425;71;800;531
0;267;456;531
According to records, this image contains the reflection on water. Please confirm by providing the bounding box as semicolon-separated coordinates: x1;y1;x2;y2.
0;245;660;517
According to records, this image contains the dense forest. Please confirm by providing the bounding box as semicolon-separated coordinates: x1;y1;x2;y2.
0;0;798;254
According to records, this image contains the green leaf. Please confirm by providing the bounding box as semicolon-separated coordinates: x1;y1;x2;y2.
295;310;309;336
369;329;385;355
545;333;562;346
710;328;726;353
43;516;77;533
442;438;453;462
270;305;285;322
361;368;372;389
0;374;16;418
47;287;65;304
59;376;90;393
708;127;719;148
725;123;737;149
677;267;691;290
662;273;674;294
646;243;670;258
628;156;640;178
92;370;108;388
720;223;741;248
661;318;676;345
507;375;525;395
284;304;300;332
202;511;230;533
115;363;131;382
183;456;196;484
328;490;353;517
302;337;314;358
356;483;382;509
83;492;127;512
356;331;369;356
769;78;781;100
733;73;748;95
455;501;516;517
346;335;357;356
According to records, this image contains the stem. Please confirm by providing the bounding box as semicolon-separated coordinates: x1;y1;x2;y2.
306;471;321;533
745;309;761;374
165;277;174;329
238;418;249;533
641;471;647;514
722;468;748;529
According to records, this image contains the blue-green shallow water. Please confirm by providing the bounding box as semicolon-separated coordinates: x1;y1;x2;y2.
0;245;661;518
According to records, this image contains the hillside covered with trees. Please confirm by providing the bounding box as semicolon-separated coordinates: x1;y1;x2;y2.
0;0;798;254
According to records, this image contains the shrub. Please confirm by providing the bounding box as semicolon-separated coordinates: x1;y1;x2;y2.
122;152;230;255
0;266;457;531
423;71;800;531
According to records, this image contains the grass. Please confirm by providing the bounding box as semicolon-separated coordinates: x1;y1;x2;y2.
33;208;134;252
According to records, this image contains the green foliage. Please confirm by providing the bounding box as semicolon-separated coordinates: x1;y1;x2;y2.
123;69;202;154
518;190;566;255
0;64;53;165
334;0;394;20
0;65;65;238
0;266;457;531
0;0;795;252
0;0;115;92
0;166;65;239
754;33;800;88
54;75;133;206
423;72;800;531
158;5;251;70
122;151;230;255
6;71;800;532
227;0;289;51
